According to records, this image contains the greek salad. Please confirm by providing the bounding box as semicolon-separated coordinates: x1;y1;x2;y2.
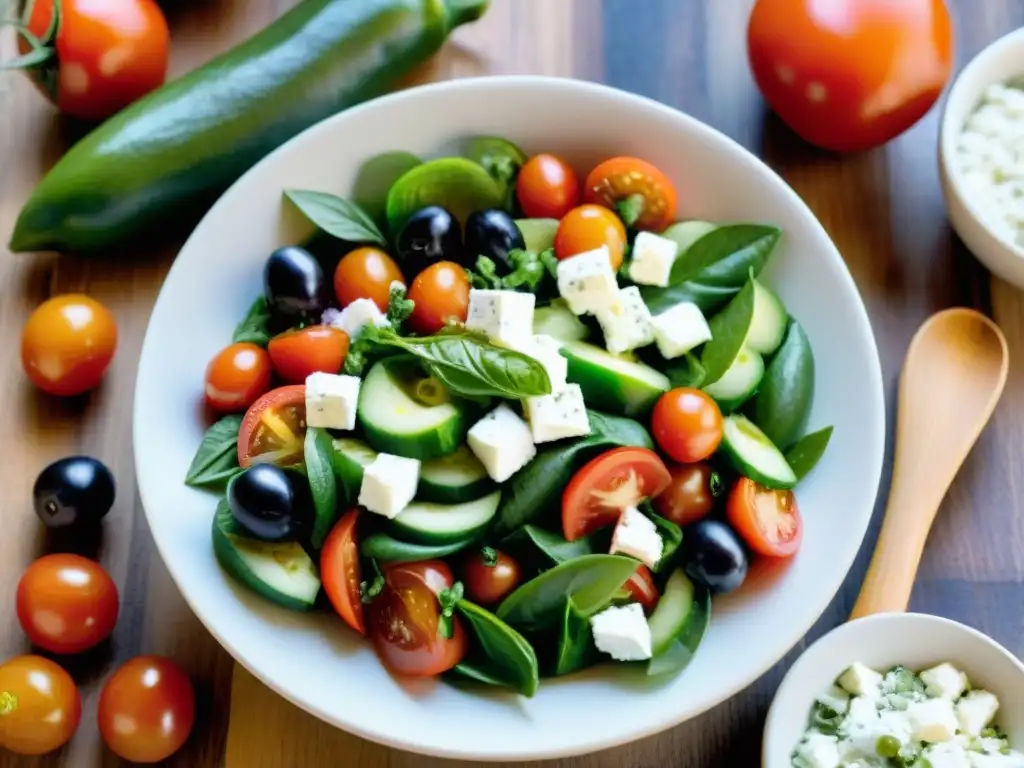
184;138;834;695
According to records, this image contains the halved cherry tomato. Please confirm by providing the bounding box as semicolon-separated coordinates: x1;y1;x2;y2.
267;325;349;384
369;560;466;677
726;477;803;558
407;260;470;335
554;204;627;269
516;153;580;219
652;388;723;463
237;385;306;468
623;565;660;614
333;247;405;311
321;510;365;635
462;549;521;607
562;447;672;542
653;462;719;527
584;157;678;232
205;342;272;413
0;654;81;755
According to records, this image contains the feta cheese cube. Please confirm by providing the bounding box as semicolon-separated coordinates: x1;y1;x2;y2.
595;286;655;355
838;662;884;696
556;246;621;315
908;698;960;743
924;743;972;768
515;334;568;392
921;663;969;701
305;372;360;430
333;298;388;339
467;404;536;482
794;732;841;768
523;384;590;443
465;289;536;348
589;603;652;661
650;301;712;359
956;690;1000;736
358;453;420;519
609;505;664;569
628;231;679;287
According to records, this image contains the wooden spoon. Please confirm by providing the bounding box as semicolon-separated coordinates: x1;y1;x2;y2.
850;308;1008;619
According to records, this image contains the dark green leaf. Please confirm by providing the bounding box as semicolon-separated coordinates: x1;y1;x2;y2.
554;598;599;676
700;278;756;385
304;427;339;549
646;508;683;573
502;524;595;566
586;409;656;449
351;151;422;231
661;352;706;389
284;189;387;247
185;416;244;490
361;532;478;563
747;320;815;449
785;426;833;482
233;297;272;346
455;600;540;696
450;662;511;688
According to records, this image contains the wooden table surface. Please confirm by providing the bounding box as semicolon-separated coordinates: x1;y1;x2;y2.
2;0;1023;766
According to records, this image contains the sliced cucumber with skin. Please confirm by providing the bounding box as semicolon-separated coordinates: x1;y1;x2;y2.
745;280;788;355
516;218;559;254
358;357;467;461
646;569;711;678
563;341;670;417
418;445;495;504
386;157;503;233
661;220;717;255
331;437;377;495
720;414;797;489
702;347;764;413
389;491;501;545
533;300;590;343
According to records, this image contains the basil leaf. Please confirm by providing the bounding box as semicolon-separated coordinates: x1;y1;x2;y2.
351;151;422;231
450;662;510;688
502;524;595;566
284;189;387;247
233;297;272;347
361;532;478;563
553;598;599;676
662;352;705;389
304;427;338;549
700;278;756;385
586;410;655;449
455;600;540;697
785;426;833;482
185;416;243;490
747;320;816;449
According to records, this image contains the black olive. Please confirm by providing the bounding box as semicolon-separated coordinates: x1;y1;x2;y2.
264;246;326;327
681;519;748;593
464;209;525;272
396;206;462;275
33;456;115;530
228;464;310;542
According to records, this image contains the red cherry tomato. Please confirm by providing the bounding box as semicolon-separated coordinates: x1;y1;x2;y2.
652;388;724;463
554;204;628;269
204;342;272;413
98;656;195;764
584;157;678;232
321;509;365;635
334;247;405;311
747;0;954;152
462;549;521;607
237;385;307;468
562;447;672;542
267;325;349;384
623;565;660;614
652;462;719;527
16;554;119;655
516;154;580;219
726;477;803;558
0;655;81;755
407;261;470;335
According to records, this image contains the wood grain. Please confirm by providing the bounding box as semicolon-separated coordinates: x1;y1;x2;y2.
2;0;1023;766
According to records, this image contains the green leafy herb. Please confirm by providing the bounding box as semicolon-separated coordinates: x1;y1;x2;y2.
468;250;555;295
539;248;558;278
480;546;498;567
617;194;645;228
304;427;339;549
284;189;387;247
385;283;415;330
661;352;706;389
437;581;465;639
468;256;503;289
785;426;833;482
502;524;595;566
553;598;599;676
233;297;273;346
747;320;816;449
361;532;479;563
586;409;656;448
700;277;756;385
360;560;385;604
351;151;422;230
454;600;540;696
185;416;244;491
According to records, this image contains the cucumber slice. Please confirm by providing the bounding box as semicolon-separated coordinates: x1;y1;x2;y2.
746;279;788;355
563;341;670;417
386;158;504;233
647;569;697;656
331;437;377;492
389;491;501;545
516;218;559;253
358;357;468;460
211;502;320;611
701;347;764;413
418;445;495;504
533;300;590;342
720;414;797;489
661;220;717;255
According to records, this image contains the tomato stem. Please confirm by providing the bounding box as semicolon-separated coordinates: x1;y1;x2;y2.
0;691;17;716
0;0;60;71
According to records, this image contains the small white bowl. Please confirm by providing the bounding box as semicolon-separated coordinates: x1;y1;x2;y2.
763;613;1024;767
940;27;1024;287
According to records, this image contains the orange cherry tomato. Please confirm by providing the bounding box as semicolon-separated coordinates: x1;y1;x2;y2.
21;294;118;397
651;388;724;464
204;342;272;413
16;554;120;655
0;655;81;755
462;549;521;607
407;260;470;335
652;462;719;527
623;565;660;614
584;157;678;232
562;447;672;542
267;325;349;384
22;0;170;122
321;509;365;635
237;385;306;468
726;477;803;558
98;656;195;764
333;247;405;311
747;0;954;152
516;154;580;219
553;204;627;269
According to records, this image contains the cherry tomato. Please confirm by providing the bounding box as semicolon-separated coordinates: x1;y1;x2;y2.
0;655;81;756
562;447;672;542
653;462;720;527
584;157;678;232
407;261;470;335
652;388;724;464
726;477;803;558
369;560;467;678
204;342;272;413
747;0;954;152
237;385;307;468
554;204;627;269
21;294;118;397
267;325;349;384
21;0;170;122
462;549;521;607
623;565;660;614
98;655;195;764
321;509;365;635
16;554;119;655
516;154;580;219
333;247;405;311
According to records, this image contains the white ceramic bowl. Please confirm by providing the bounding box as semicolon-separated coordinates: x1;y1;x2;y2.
133;76;885;761
940;27;1024;287
764;613;1024;766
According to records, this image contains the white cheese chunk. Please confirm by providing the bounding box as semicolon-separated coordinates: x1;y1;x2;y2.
924;743;972;768
589;603;652;662
467;404;536;482
908;698;960;743
816;684;851;715
357;453;420;519
650;301;712;359
334;298;388;339
595;286;655;355
957;690;1000;736
794;732;841;768
465;289;536;348
522;383;590;444
514;333;568;392
838;662;884;697
556;246;621;315
609;505;664;569
304;372;360;430
921;663;969;701
628;231;679;287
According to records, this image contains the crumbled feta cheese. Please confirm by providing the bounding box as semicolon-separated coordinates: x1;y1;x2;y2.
515;333;568;392
957;691;1000;737
522;383;590;443
838;663;884;696
794;732;841;768
467;404;536;482
589;603;652;662
922;663;970;701
305;372;360;430
628;232;679;287
595;286;655;355
358;453;420;519
333;298;388;339
924;742;973;768
650;301;712;359
908;698;960;743
556;246;621;315
608;505;663;569
465;289;536;348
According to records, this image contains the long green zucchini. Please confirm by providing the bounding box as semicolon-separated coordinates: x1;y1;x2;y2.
9;0;487;254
